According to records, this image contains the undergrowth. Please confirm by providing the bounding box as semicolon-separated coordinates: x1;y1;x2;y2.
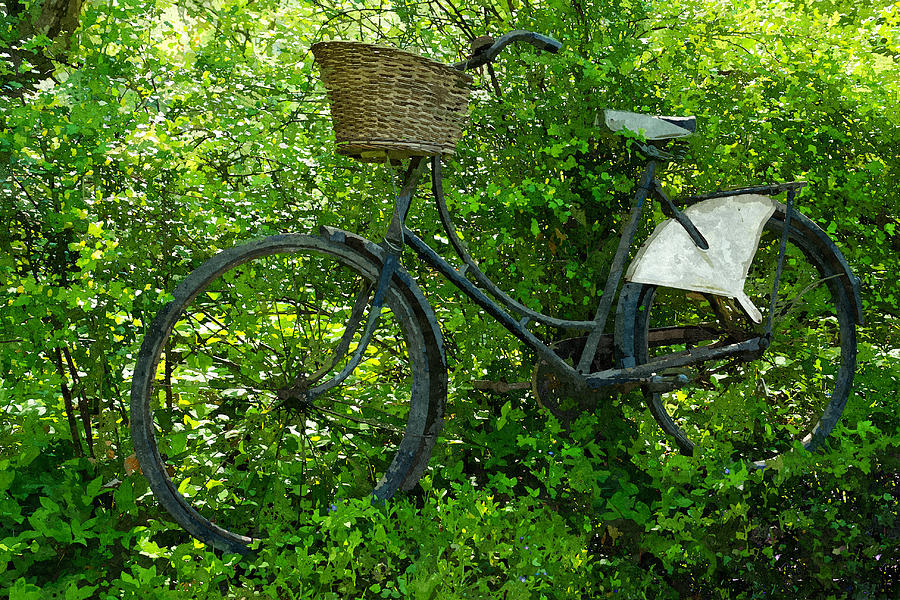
2;346;897;599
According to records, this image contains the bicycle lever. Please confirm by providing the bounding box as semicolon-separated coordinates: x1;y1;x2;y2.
652;180;710;251
452;30;562;71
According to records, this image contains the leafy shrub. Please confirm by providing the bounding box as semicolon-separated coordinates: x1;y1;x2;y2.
2;0;898;598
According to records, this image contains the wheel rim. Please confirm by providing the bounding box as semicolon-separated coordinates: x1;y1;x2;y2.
636;214;856;461
132;236;437;549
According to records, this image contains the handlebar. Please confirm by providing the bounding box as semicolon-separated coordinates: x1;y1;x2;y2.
451;30;562;71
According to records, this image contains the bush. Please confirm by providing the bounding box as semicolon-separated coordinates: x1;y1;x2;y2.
2;0;897;597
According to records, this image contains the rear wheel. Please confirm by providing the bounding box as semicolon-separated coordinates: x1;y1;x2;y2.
628;206;857;462
130;232;446;554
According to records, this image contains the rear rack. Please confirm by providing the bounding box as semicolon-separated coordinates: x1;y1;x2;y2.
682;182;807;205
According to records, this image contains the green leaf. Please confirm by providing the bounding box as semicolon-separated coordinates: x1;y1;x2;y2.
17;445;41;468
38;496;60;512
65;584;99;600
87;222;104;237
114;478;136;513
0;468;14;492
9;578;43;600
82;477;104;505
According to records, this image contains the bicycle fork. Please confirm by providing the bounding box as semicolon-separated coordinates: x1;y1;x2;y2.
300;158;429;401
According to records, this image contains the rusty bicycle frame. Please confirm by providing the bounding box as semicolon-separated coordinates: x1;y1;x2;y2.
127;30;865;555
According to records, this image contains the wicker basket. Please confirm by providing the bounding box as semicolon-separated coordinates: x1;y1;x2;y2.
312;41;473;162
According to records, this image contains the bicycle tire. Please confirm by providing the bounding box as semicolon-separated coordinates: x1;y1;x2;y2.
621;204;857;463
130;230;446;554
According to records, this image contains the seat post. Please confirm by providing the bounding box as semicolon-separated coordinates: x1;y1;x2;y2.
576;160;657;373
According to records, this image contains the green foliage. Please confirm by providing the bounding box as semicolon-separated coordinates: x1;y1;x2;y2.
1;0;899;597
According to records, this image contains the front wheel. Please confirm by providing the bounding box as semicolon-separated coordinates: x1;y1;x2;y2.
130;231;446;554
625;205;857;463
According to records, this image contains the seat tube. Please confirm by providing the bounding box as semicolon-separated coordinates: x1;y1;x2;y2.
576;160;657;373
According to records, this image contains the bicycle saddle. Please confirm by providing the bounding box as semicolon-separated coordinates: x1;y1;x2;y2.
603;109;696;140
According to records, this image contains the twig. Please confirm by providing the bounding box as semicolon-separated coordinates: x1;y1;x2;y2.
473;380;530;393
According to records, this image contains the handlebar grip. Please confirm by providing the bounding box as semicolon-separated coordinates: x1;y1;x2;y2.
452;30;562;71
520;31;563;54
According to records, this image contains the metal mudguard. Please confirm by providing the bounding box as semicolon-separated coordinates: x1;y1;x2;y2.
626;194;777;323
624;196;863;326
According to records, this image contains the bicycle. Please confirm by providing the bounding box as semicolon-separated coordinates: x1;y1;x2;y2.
130;31;862;554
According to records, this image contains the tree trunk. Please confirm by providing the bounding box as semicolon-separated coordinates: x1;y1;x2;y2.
1;0;84;96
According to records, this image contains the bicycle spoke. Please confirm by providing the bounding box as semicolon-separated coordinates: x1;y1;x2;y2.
304;283;373;386
325;394;407;422
132;234;444;554
184;308;281;377
312;403;404;433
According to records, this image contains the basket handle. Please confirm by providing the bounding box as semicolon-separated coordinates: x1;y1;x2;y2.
451;30;562;71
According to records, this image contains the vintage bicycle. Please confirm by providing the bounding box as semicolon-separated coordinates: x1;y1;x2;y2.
130;32;862;554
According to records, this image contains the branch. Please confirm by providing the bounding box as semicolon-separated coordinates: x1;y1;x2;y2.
473;379;530;393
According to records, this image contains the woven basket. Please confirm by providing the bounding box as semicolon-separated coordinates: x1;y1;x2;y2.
312;41;473;162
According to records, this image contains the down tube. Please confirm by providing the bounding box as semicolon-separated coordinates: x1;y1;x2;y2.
403;229;582;388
